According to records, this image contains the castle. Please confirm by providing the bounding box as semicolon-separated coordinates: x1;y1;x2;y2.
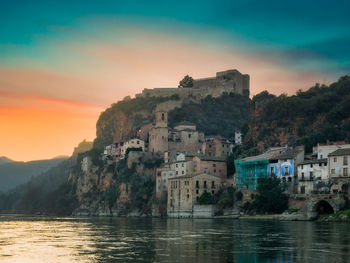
135;69;250;100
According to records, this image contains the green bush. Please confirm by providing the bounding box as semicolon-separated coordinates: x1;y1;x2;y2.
197;191;216;205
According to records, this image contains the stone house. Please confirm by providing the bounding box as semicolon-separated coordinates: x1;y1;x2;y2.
124;138;145;153
328;148;350;194
297;159;328;195
167;173;222;218
103;142;125;160
201;136;233;158
149;111;204;154
192;155;227;179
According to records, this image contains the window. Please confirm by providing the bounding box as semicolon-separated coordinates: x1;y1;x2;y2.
270;167;275;175
288;177;292;182
344;157;348;165
137;141;140;145
204;168;209;174
213;163;216;167
196;181;199;188
204;181;207;188
182;163;184;167
188;133;192;139
176;171;178;175
300;186;305;194
331;169;335;175
214;169;217;173
310;164;313;168
212;181;215;188
310;172;313;181
187;194;190;199
319;163;321;167
176;164;178;168
212;190;215;195
196;189;199;194
182;171;184;175
320;154;323;159
161;113;165;120
301;172;304;180
334;157;337;162
284;166;289;175
301;165;303;169
344;168;348;176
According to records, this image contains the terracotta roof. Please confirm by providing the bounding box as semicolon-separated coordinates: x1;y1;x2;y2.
328;148;350;157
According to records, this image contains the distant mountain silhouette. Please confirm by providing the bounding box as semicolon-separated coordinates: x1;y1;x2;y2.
0;157;68;193
0;156;14;165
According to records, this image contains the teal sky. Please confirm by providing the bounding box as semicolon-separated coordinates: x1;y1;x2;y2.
1;0;350;161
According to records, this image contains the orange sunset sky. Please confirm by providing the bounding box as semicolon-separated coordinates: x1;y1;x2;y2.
1;1;348;161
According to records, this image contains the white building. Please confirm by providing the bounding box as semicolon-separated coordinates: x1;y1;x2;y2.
156;159;192;199
297;159;328;195
124;138;145;153
312;141;350;160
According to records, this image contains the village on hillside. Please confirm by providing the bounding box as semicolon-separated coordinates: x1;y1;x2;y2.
95;70;350;219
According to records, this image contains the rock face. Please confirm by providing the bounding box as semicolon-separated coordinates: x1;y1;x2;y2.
70;151;163;216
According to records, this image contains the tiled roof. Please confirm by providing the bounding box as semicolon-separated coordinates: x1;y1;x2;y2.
299;158;328;165
328;148;350;157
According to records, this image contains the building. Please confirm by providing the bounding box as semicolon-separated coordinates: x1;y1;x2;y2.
149;110;169;153
312;141;350;159
155;158;192;200
103;142;125;160
192;155;227;179
329;148;350;194
297;159;328;195
268;146;305;193
124;138;145;153
235;131;242;145
136;69;250;101
167;173;222;217
149;111;205;154
235;147;285;190
202;136;233;158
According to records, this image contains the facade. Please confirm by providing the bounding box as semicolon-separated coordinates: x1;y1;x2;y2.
136;69;250;101
155;159;192;199
235;131;242;145
103;142;125;160
329;148;350;194
149;111;169;153
149;112;204;154
312;141;350;159
202;136;233;158
235;147;285;190
124;138;145;153
297;159;328;195
192;155;227;179
167;173;222;217
268;146;305;193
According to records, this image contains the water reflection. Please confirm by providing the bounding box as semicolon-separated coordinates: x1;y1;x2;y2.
0;215;349;262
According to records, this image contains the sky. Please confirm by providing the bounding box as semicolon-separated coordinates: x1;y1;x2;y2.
1;0;350;161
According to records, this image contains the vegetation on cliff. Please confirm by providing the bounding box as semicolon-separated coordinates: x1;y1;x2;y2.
244;76;350;153
168;93;251;138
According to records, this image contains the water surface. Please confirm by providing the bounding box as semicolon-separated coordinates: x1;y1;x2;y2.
0;215;349;262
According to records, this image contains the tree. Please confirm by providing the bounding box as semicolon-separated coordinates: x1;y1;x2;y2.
197;191;215;205
178;75;194;88
253;177;288;214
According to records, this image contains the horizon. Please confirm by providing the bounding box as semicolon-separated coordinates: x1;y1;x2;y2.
1;0;350;161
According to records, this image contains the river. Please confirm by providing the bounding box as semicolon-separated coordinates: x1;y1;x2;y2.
0;215;349;262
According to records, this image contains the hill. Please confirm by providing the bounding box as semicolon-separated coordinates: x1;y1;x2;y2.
0;157;13;165
242;76;350;153
0;157;68;193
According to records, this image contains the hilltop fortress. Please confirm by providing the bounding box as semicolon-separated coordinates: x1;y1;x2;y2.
135;69;250;100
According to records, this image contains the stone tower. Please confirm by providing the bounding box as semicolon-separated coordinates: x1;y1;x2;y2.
149;111;169;153
155;111;167;128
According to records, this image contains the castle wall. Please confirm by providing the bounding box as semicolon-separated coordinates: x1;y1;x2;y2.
135;69;250;100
